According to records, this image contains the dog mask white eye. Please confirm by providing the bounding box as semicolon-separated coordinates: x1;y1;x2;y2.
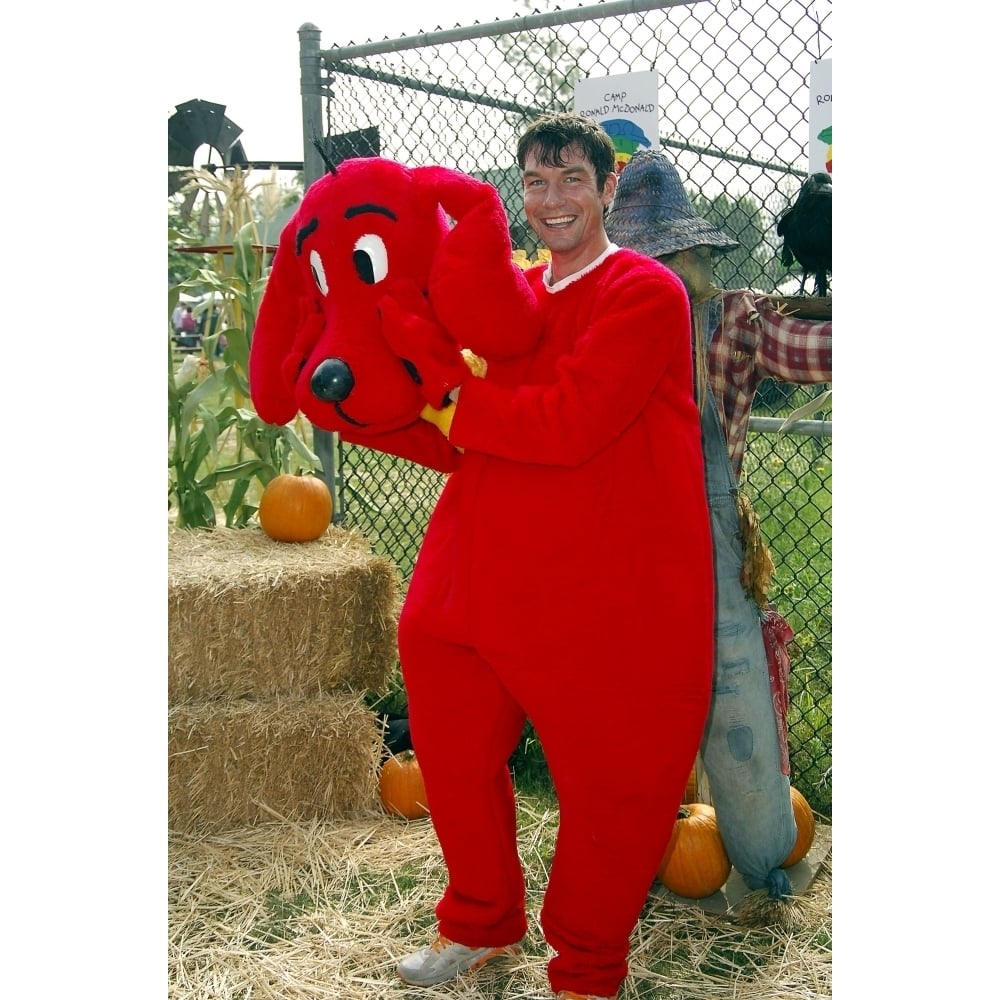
309;249;328;295
353;234;389;285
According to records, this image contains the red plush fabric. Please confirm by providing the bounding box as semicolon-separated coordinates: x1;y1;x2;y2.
248;158;541;439
399;249;715;997
249;162;715;996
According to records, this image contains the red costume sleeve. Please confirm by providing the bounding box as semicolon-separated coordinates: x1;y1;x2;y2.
449;253;692;464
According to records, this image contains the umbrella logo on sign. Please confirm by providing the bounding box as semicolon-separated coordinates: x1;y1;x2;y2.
600;118;653;173
817;126;832;174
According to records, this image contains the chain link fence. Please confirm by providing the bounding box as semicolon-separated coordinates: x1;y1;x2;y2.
299;0;832;815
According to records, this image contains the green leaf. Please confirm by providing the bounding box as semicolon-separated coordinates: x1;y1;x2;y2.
199;459;272;490
778;389;832;433
176;488;217;529
233;222;259;287
181;434;212;480
222;325;250;371
283;426;321;466
200;411;223;459
222;478;255;527
180;369;226;425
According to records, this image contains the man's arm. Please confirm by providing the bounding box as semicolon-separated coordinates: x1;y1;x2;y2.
448;259;694;466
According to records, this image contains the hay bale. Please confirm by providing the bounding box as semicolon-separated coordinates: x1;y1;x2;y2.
168;526;400;703
168;693;382;833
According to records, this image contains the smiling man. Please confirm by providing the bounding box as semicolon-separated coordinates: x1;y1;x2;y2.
387;113;716;1000
519;116;617;281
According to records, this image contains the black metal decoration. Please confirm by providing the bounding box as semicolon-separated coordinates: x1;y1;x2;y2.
168;99;248;194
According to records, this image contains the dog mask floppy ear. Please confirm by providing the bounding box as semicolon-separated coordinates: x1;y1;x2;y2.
413;165;541;359
248;188;328;427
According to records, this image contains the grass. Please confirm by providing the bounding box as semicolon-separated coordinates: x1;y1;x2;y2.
744;411;832;818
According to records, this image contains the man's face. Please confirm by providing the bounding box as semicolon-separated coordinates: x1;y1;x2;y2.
656;244;714;300
522;143;616;268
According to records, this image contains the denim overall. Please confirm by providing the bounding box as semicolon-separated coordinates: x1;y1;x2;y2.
696;298;796;897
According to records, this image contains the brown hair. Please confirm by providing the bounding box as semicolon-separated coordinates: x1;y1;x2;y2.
516;112;616;193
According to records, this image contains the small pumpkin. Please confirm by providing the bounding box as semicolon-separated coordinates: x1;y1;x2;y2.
258;473;333;542
657;802;732;899
780;785;816;868
379;750;430;820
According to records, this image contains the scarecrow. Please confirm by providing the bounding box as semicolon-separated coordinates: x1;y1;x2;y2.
605;149;833;902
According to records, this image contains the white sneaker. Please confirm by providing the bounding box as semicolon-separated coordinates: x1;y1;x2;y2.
396;932;522;986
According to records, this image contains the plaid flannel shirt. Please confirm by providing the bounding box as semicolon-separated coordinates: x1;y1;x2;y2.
708;289;832;480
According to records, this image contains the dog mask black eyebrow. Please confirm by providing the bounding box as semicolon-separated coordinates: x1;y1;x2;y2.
295;216;319;256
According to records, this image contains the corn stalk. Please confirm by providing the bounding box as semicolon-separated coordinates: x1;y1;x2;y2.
168;169;318;528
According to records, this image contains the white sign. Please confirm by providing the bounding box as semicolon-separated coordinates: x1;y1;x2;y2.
809;59;832;175
574;71;660;173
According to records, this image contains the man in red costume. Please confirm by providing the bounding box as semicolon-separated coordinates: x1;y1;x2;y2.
389;113;715;1000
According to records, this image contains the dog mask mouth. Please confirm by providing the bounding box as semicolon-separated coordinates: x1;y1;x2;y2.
334;402;366;428
294;354;426;434
304;357;373;428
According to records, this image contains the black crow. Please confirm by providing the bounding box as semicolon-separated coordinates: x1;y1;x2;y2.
776;172;832;297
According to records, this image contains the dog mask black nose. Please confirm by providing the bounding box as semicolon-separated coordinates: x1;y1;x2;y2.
310;358;355;402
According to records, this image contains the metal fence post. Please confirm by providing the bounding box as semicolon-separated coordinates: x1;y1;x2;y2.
299;21;340;516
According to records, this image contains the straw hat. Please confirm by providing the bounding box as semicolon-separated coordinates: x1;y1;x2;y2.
606;148;739;257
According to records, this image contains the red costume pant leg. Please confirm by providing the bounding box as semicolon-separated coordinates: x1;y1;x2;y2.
402;596;712;998
516;650;711;997
399;441;713;997
398;609;530;949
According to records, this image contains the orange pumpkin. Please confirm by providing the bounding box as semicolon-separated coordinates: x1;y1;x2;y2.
258;474;333;542
780;785;816;868
379;750;430;820
657;802;732;899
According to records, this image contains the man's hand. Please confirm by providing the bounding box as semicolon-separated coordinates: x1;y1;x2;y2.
460;349;488;379
419;402;456;439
